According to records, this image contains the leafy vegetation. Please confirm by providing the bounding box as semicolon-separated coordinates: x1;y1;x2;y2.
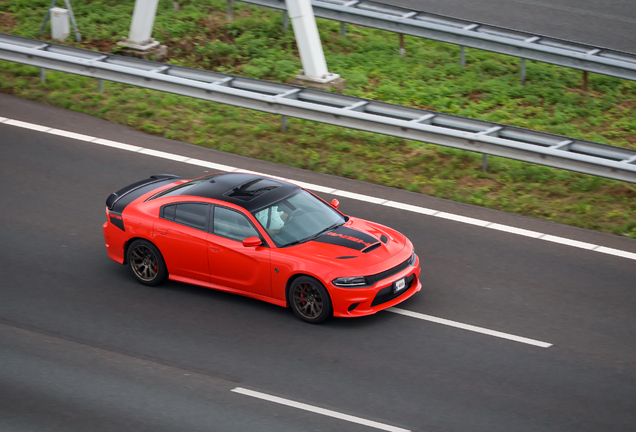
1;0;635;237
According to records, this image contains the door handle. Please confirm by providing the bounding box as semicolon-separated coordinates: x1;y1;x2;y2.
209;246;219;252
157;228;167;235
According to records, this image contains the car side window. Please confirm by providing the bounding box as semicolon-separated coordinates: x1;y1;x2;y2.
213;206;260;242
162;203;208;231
163;204;176;221
175;203;208;230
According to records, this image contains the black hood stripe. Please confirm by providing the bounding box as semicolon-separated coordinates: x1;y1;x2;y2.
312;226;378;251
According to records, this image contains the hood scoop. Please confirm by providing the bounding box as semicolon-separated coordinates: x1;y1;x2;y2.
361;242;382;253
335;256;357;259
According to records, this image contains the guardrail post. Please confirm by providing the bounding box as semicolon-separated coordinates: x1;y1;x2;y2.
341;22;346;37
40;68;46;83
520;58;526;84
399;34;405;56
583;71;589;91
283;11;289;30
173;1;179;10
482;154;488;172
281;115;288;132
98;79;104;94
226;0;233;21
460;46;466;67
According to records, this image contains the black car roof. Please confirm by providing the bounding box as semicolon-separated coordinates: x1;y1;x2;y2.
151;172;301;212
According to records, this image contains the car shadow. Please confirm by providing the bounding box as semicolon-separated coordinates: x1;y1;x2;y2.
115;264;425;328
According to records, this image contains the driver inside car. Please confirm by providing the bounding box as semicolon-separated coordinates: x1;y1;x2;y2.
255;203;291;235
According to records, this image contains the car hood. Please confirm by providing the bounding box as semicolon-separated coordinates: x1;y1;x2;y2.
283;217;407;270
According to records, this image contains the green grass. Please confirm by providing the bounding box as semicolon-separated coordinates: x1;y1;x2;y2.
1;0;635;238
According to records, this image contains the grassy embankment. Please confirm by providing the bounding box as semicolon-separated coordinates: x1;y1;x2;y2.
1;0;635;237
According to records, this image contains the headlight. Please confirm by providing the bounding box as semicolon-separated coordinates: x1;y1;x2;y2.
409;252;416;266
332;276;367;287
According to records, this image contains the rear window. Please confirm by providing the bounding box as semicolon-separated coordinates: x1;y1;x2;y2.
149;175;214;200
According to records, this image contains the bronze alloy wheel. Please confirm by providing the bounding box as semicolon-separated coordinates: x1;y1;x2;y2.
290;276;332;324
127;239;167;286
130;244;159;282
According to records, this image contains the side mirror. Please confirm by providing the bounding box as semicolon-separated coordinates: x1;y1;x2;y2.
330;199;340;209
242;236;262;248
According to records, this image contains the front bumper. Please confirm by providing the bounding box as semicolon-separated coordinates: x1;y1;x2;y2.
330;256;422;317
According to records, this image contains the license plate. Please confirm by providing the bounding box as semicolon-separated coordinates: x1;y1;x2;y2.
393;278;406;293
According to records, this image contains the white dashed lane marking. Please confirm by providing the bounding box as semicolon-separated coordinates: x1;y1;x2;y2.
231;387;411;432
388;308;553;348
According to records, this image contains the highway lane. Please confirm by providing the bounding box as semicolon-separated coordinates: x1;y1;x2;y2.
2;323;348;432
385;0;636;53
1;94;636;431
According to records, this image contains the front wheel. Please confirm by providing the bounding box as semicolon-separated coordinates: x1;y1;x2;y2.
127;239;167;286
289;276;332;324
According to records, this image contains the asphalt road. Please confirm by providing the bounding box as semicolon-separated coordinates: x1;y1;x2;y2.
386;0;636;53
1;93;636;431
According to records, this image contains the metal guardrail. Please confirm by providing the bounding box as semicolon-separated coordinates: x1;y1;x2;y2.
1;33;636;183
235;0;636;82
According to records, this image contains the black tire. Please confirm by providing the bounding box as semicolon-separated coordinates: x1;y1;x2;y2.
127;239;167;286
289;276;332;324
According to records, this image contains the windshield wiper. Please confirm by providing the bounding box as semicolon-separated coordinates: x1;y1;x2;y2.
309;222;342;240
280;222;343;248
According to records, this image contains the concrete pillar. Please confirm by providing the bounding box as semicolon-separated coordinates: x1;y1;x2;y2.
128;0;160;46
286;0;329;79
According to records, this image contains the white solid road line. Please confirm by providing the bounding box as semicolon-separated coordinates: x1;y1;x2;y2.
388;308;553;348
5;118;52;132
231;387;411;432
2;116;634;263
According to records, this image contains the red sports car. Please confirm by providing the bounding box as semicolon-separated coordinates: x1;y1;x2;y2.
103;172;421;323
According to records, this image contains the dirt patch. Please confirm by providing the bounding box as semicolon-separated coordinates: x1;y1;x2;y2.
0;11;17;31
468;91;483;102
615;99;636;110
566;87;603;98
201;15;225;32
199;15;235;44
610;183;636;197
88;39;117;53
457;177;499;189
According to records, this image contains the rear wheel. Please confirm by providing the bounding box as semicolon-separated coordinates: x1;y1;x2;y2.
127;239;167;286
289;276;332;324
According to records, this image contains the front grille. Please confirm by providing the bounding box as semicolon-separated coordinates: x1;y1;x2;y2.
370;274;415;307
365;255;413;286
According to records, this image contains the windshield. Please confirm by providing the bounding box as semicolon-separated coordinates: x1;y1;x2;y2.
252;190;345;247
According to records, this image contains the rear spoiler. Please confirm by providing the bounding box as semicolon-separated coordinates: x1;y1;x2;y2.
106;174;180;211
